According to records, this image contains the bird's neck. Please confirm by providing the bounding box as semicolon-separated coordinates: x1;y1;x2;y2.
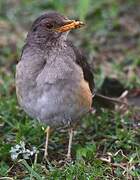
26;30;66;50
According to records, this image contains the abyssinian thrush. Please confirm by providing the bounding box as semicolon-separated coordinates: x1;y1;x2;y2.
16;11;119;160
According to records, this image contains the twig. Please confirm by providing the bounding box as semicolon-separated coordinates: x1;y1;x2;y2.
95;93;128;106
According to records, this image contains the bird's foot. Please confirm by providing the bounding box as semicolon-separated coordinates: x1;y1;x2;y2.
43;154;49;163
66;154;72;162
58;155;72;165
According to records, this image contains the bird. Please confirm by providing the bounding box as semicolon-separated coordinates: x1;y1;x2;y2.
15;11;123;160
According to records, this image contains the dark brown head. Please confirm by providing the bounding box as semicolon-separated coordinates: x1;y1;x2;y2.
26;11;84;47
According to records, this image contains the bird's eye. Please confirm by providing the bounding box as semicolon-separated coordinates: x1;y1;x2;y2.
46;23;53;29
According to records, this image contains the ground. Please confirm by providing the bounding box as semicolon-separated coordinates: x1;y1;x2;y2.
0;0;140;179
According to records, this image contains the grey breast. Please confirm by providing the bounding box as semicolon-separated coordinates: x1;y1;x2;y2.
16;44;87;127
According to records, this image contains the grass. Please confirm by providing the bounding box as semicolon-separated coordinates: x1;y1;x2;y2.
0;94;140;178
0;0;140;179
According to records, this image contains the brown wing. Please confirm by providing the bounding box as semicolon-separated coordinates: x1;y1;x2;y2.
67;41;95;94
67;41;125;109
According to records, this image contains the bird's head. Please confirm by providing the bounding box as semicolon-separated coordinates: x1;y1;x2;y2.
27;11;84;47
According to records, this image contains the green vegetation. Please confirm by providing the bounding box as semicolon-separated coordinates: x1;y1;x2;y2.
0;0;140;179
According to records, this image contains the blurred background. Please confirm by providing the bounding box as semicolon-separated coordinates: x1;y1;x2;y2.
0;0;140;178
0;0;140;96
